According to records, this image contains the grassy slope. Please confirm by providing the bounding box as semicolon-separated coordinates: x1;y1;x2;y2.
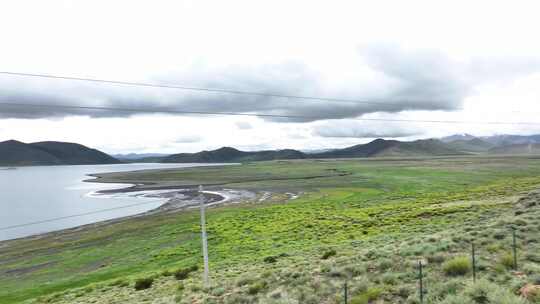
0;157;539;303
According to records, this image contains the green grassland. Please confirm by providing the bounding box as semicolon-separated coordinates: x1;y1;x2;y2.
1;156;539;303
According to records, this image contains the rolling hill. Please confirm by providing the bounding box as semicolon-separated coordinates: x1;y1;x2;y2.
0;140;63;166
312;138;465;158
161;147;306;163
488;143;540;155
113;153;170;161
481;134;540;146
0;140;121;166
161;139;466;163
8;134;537;166
445;137;494;153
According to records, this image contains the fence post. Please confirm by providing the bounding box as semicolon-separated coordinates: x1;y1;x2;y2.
471;242;476;282
512;228;518;270
418;261;424;304
344;281;348;304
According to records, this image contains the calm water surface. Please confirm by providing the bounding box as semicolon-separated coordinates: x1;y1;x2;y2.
0;163;219;241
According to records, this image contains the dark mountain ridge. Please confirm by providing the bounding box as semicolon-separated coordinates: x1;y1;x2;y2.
0;140;120;166
162;147;306;163
162;138;467;163
5;133;539;166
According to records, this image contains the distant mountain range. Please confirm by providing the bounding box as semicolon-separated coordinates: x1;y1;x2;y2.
113;153;169;160
162;147;306;163
159;138;465;163
3;134;540;166
488;143;540;155
159;134;540;163
0;140;120;166
441;134;540;147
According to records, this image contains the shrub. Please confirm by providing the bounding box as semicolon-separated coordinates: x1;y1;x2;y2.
427;253;446;264
211;287;226;296
236;275;255;287
134;277;154;290
174;265;198;280
378;258;393;271
247;281;267;295
350;287;382;304
493;231;506;240
439;294;474;304
397;286;410;298
427;279;463;300
321;249;337;260
443;256;471;276
343;264;366;277
488;288;528;304
177;282;184;291
382;273;397;285
329;267;344;278
499;253;515;269
109;279;129;287
464;279;495;304
532;275;540;285
525;252;540;263
263;256;278;263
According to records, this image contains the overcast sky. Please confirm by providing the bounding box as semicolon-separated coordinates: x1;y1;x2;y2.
1;0;540;154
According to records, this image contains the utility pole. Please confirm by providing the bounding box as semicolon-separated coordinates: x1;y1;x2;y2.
199;185;209;287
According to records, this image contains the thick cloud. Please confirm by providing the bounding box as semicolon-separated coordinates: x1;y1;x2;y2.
313;120;421;139
1;45;539;122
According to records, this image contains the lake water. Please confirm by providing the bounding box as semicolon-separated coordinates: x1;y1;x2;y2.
0;163;219;241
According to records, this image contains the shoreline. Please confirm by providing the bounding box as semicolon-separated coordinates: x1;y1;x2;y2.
0;167;251;245
0;188;231;245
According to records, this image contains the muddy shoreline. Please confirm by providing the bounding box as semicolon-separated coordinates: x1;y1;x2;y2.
0;171;256;245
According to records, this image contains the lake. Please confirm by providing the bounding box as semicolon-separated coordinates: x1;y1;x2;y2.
0;163;219;241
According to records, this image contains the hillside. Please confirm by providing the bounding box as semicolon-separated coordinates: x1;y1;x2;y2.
2;158;539;304
312;138;465;158
0;140;120;166
482;134;540;146
445;137;494;153
162;147;306;163
0;140;63;166
488;143;540;155
113;153;170;162
440;133;476;143
377;139;467;157
161;139;466;163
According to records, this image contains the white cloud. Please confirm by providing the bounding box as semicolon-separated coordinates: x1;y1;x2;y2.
313;120;421;139
235;121;253;130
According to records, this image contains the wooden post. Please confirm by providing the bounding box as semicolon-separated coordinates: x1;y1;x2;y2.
199;185;209;286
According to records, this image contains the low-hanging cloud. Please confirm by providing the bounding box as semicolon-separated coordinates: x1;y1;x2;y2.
174;135;202;143
2;45;540;122
312;119;421;139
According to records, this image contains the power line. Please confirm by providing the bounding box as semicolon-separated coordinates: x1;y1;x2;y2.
0;198;165;231
1;71;537;116
0;71;432;108
1;101;540;125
